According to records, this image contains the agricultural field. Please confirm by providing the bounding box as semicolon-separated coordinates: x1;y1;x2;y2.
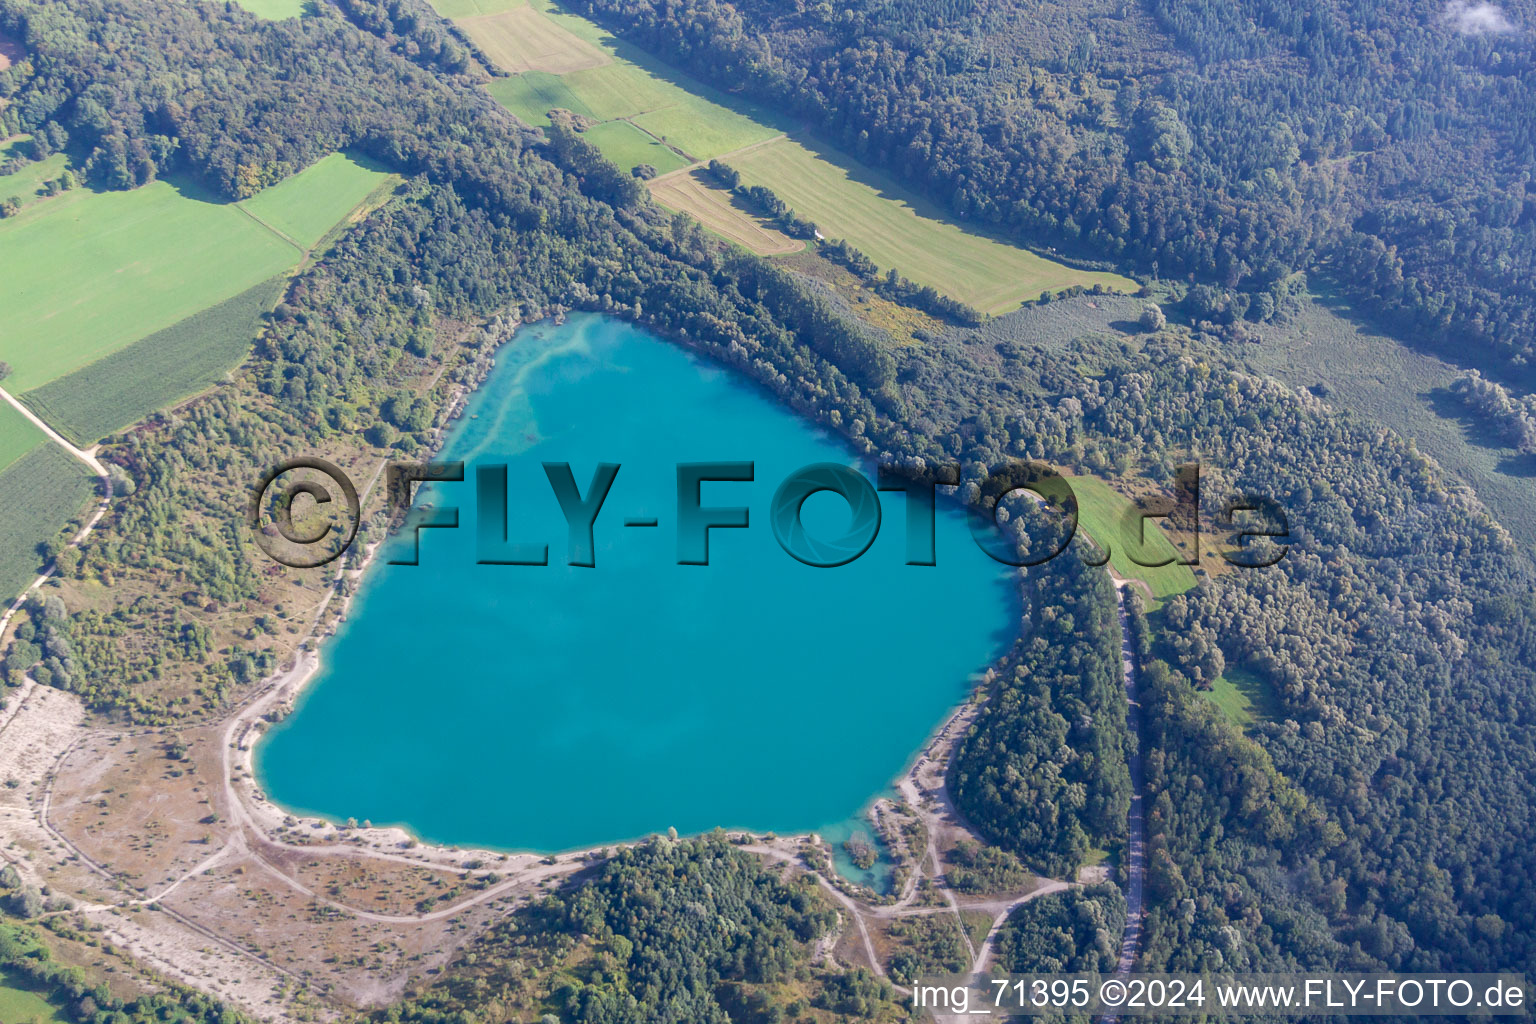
1067;474;1197;608
238;152;394;250
460;0;780;167
0;400;45;475
0;444;97;604
0;180;297;392
648;171;800;255
0;153;387;394
456;5;608;74
729;138;1135;315
1243;292;1536;557
580;120;689;177
1202;666;1275;729
21;276;289;446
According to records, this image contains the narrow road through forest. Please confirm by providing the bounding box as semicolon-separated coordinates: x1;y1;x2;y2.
1111;579;1146;972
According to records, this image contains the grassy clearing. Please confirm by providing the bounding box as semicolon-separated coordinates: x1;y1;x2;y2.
732;138;1135;315
0;152;67;211
0;180;297;392
648;171;800;255
457;5;608;74
21;276;288;446
434;0;521;16
1068;474;1197;607
0;399;45;474
1244;291;1536;557
468;0;780;162
232;0;307;18
0;967;67;1024
581;121;689;176
486;72;595;125
0;445;96;604
238;152;394;250
1203;666;1275;728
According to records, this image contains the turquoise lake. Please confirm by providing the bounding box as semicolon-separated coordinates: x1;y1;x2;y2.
257;314;1016;854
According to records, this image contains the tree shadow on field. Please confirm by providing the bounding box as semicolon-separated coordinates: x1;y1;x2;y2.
1425;385;1517;453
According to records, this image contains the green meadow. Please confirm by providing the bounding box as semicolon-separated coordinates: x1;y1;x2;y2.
21;276;289;446
0;153;388;395
730;139;1135;314
0;150;68;212
238;152;393;249
232;0;307;19
464;0;780;165
579;121;690;176
0;969;68;1024
1203;666;1275;728
0;445;97;603
0;401;45;475
1068;474;1197;608
0;180;297;392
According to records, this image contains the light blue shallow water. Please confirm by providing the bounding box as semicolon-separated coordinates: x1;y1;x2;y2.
257;314;1016;853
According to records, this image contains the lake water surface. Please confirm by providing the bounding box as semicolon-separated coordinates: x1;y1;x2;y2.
257;314;1016;852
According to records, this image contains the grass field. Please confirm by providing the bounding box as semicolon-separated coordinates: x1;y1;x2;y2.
1068;475;1197;607
486;72;595;125
1203;666;1275;728
0;153;389;395
434;0;519;17
648;171;800;255
465;0;781;167
457;5;608;73
0;967;67;1024
580;120;690;176
232;0;307;18
0;445;97;604
0;399;45;475
0;180;297;392
238;152;393;250
730;138;1135;315
1244;292;1536;557
21;276;289;446
0;152;67;211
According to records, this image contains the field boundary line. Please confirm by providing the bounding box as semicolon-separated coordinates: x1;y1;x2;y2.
0;385;105;477
231;202;305;255
651;131;787;183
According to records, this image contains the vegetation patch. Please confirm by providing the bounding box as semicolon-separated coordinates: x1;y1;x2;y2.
0;444;96;603
21;276;288;447
730;138;1134;315
455;5;609;74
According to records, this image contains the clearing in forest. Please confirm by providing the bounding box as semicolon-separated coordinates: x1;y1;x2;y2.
456;4;609;74
728;138;1136;315
648;171;800;256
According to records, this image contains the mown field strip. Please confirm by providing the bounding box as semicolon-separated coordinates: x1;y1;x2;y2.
729;137;1136;314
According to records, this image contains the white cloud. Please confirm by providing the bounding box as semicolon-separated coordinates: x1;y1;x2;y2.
1441;0;1517;35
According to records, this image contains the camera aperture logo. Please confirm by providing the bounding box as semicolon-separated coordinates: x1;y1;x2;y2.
251;457;1289;572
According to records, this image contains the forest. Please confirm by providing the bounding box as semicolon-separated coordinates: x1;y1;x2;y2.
569;0;1536;385
0;0;1532;1017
